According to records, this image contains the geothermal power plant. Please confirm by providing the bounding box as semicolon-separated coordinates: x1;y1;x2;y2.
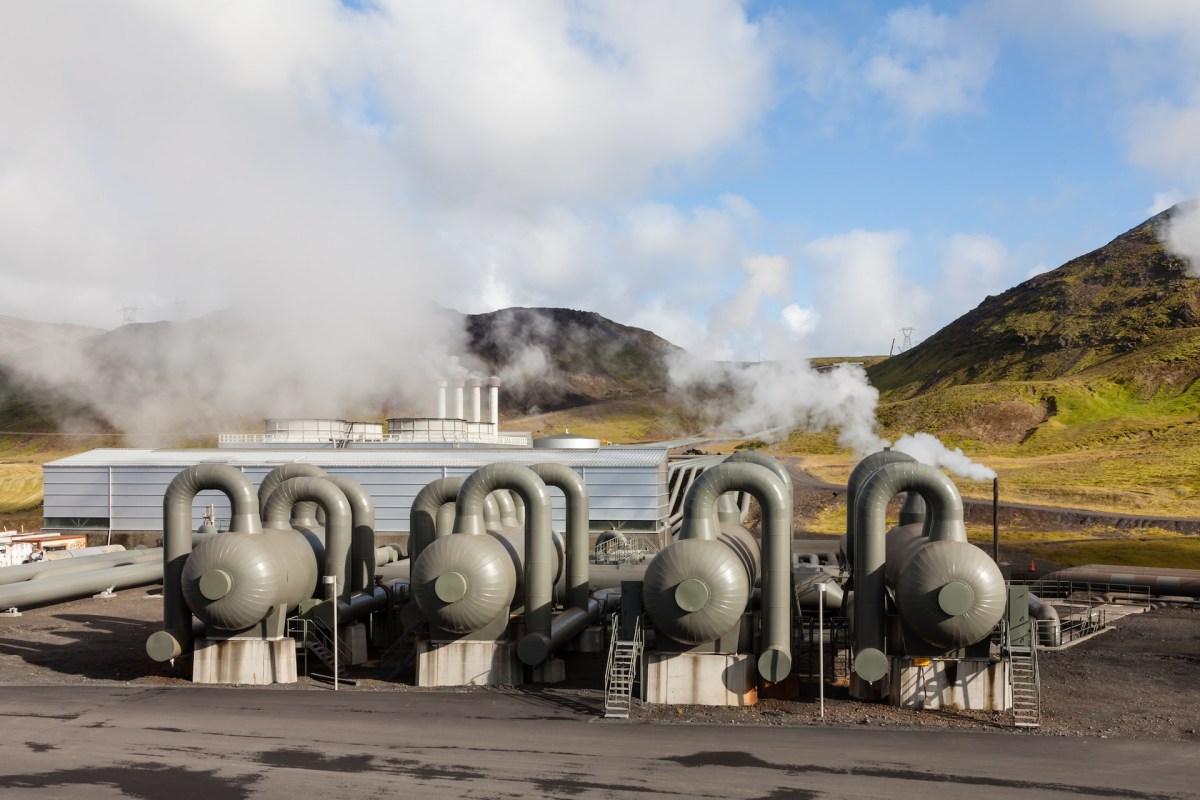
8;379;1198;724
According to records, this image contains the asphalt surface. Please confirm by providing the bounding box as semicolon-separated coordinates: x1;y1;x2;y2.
0;685;1195;799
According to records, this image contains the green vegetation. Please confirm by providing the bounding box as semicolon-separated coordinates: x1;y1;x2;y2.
0;464;42;514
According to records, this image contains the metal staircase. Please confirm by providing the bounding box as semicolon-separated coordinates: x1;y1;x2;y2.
603;614;644;719
1007;621;1041;728
288;616;349;679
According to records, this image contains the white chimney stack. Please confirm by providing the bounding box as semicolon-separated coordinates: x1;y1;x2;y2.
454;379;465;420
436;380;448;419
488;376;501;428
470;378;482;423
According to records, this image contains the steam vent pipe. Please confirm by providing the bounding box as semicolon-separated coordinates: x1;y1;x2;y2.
844;449;915;565
326;476;377;593
147;464;261;662
529;463;590;611
450;464;554;664
408;477;466;562
851;461;966;683
682;461;793;682
263;477;352;601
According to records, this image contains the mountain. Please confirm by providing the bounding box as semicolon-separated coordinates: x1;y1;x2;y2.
465;307;681;413
0;315;99;357
868;206;1200;399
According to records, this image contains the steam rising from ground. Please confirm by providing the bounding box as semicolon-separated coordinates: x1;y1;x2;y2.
669;354;996;481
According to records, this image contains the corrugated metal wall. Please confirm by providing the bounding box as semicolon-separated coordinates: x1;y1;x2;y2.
44;460;669;534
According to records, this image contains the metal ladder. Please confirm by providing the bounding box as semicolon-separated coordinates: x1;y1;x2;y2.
603;614;643;719
1007;621;1041;728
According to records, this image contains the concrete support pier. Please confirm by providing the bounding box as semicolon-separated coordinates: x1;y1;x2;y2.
889;658;1010;711
645;652;757;706
415;640;521;687
193;638;297;685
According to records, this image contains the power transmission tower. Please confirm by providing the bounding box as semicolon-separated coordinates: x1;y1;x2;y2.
899;327;915;352
119;304;141;325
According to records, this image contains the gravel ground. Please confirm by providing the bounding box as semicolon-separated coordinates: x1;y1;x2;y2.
1;586;1197;741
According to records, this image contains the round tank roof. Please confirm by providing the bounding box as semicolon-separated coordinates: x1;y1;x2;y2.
533;431;601;449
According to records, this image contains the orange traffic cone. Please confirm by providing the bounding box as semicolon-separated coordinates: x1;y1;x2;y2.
1030;559;1036;573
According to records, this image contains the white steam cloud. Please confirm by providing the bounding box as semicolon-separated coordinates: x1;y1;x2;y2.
1162;201;1200;278
892;431;997;481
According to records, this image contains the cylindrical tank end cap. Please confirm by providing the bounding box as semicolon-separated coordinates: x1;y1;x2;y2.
938;581;975;616
674;578;710;613
146;630;184;662
758;647;791;683
198;569;234;600
854;648;888;683
434;571;469;603
517;633;551;666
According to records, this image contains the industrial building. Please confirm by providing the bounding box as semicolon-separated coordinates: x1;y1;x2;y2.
42;445;670;536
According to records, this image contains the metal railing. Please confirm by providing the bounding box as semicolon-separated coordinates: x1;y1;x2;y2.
594;535;659;565
1022;578;1152;608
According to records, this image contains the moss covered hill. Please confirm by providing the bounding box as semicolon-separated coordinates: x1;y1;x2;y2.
465;307;682;413
856;205;1200;518
870;206;1200;398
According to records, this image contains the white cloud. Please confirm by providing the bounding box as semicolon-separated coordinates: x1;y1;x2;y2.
1148;190;1187;216
803;229;929;356
863;5;995;129
938;232;1014;312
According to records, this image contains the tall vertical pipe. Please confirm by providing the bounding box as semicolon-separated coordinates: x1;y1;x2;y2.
529;463;590;611
263;477;353;602
454;379;465;420
851;461;966;683
437;380;448;419
147;464;261;662
450;464;553;664
992;476;1000;563
326;476;376;593
492;489;519;528
681;462;793;682
488;376;501;428
408;477;466;562
470;378;482;423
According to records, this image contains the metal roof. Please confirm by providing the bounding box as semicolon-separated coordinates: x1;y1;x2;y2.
46;447;669;469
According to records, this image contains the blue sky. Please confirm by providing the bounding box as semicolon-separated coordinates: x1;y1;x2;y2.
2;1;1198;362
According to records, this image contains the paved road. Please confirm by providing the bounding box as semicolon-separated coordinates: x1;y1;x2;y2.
0;686;1194;799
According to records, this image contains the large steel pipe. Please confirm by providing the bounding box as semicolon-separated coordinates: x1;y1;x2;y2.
327;476;376;593
658;460;793;682
258;463;325;529
263;477;352;601
0;560;162;610
147;464;261;662
852;461;967;683
843;450;915;565
408;477;465;562
0;547;157;586
450;464;554;665
529;463;590;611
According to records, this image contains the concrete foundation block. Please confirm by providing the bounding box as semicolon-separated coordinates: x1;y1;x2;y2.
645;651;757;707
566;624;604;653
193;637;297;685
890;658;1010;711
416;640;521;687
531;657;566;684
346;624;369;665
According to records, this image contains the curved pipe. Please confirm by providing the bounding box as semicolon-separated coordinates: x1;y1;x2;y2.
681;462;793;682
492;489;519;528
483;493;501;529
1028;593;1062;647
257;463;325;529
451;464;554;665
852;461;966;683
147;464;261;662
518;599;601;665
326;476;376;593
529;463;590;611
408;477;466;562
844;450;915;564
263;476;352;601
